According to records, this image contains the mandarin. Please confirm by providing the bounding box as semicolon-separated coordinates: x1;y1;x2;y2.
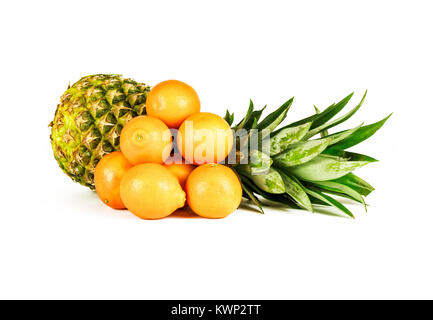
163;163;196;190
120;116;172;165
94;151;132;209
186;164;242;218
146;80;200;128
120;163;186;219
177;112;233;165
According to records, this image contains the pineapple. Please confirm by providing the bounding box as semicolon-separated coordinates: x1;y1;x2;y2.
49;74;151;189
225;92;391;218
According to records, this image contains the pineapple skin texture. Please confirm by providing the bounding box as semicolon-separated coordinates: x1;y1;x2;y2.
50;74;151;189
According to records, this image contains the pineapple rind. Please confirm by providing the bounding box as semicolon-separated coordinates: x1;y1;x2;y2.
50;74;151;189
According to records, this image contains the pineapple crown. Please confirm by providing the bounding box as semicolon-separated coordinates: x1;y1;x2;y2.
224;91;391;218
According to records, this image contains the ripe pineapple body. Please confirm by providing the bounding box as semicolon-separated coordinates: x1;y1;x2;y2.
50;74;151;189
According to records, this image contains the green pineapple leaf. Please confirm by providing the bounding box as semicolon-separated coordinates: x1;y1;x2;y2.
314;106;329;137
224;110;235;126
243;168;286;194
257;97;294;132
320;123;363;147
331;173;375;197
289;154;370;181
250;117;259;130
303;91;367;140
326;113;392;151
312;188;366;207
237;150;272;175
269;122;312;156
273;139;330;167
323;149;378;162
235;100;254;130
306;180;366;211
310;93;354;129
276;169;313;211
286;92;353;129
310;197;333;206
244;105;267;129
241;182;264;214
305;187;355;218
239;174;299;208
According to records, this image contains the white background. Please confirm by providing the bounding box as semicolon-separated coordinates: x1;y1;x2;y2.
1;0;432;299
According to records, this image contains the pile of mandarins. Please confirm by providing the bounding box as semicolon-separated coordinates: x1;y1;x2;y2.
94;80;242;220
